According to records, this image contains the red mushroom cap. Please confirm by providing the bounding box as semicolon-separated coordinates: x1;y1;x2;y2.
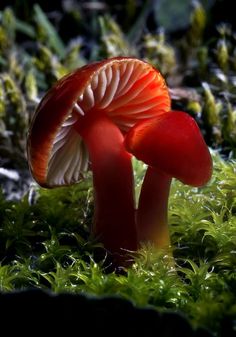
124;111;213;187
27;57;170;187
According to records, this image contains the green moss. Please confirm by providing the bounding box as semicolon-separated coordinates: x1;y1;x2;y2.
0;155;236;335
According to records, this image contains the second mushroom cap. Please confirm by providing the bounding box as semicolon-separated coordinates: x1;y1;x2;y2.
124;111;213;187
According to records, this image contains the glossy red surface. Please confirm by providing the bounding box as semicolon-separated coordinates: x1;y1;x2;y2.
125;111;213;186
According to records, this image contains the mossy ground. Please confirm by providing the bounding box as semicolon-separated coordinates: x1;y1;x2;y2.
0;154;236;335
0;2;236;336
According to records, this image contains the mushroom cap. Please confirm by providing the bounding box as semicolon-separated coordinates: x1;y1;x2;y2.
27;57;170;187
124;111;212;187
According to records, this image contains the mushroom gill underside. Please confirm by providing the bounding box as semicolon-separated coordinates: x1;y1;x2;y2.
46;60;170;186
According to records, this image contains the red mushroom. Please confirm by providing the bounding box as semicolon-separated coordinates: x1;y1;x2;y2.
27;57;170;265
124;111;213;249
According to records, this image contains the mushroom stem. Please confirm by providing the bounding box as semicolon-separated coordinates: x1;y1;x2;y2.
137;166;172;249
75;112;137;263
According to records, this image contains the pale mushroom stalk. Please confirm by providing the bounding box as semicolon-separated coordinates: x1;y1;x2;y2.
75;111;137;260
137;167;171;249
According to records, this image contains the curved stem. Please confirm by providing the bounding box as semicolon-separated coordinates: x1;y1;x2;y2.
137;166;172;249
75;112;137;264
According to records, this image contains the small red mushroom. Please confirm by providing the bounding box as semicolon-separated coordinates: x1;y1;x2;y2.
124;111;213;249
27;57;170;265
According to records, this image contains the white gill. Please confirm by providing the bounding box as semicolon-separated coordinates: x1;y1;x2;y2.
120;62;127;75
78;61;152;115
93;70;107;102
91;73;98;90
116;64;144;97
99;68;120;108
108;71;156;112
47;127;88;186
114;62;135;95
105;66;113;86
74;103;85;116
82;85;95;110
